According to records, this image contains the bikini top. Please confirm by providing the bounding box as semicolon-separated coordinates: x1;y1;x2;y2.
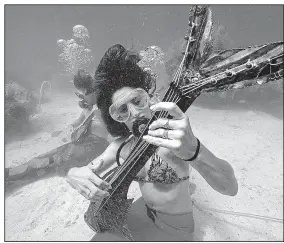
116;137;189;184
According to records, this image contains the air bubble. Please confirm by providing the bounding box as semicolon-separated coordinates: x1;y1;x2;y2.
57;25;92;74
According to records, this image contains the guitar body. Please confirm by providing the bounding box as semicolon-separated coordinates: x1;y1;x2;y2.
85;183;133;240
84;143;158;240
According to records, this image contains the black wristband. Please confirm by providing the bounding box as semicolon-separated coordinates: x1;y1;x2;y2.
184;138;200;161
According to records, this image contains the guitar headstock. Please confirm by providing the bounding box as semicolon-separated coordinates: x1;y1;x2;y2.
183;5;213;70
179;41;283;98
174;5;213;90
163;5;213;109
199;41;284;93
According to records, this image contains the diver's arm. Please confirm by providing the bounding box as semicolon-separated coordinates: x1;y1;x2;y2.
67;138;125;183
66;138;125;200
144;102;238;197
187;141;238;196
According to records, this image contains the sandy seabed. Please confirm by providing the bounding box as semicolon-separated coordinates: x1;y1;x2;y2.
4;91;283;241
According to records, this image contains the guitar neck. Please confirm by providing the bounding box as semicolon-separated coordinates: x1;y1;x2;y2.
80;110;96;126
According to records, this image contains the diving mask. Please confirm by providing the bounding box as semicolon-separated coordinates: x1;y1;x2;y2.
109;88;150;123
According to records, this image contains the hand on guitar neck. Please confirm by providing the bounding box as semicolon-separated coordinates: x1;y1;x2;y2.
143;102;198;160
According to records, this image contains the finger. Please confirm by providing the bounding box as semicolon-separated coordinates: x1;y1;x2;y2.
88;161;112;189
76;181;109;202
149;118;185;131
67;177;80;191
84;179;110;200
88;171;112;190
143;135;181;150
80;189;105;202
81;191;90;200
147;129;185;140
150;102;185;120
78;184;92;200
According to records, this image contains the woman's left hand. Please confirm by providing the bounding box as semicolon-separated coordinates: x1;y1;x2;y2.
143;102;198;160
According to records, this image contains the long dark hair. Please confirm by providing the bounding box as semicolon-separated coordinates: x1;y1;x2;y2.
94;44;155;137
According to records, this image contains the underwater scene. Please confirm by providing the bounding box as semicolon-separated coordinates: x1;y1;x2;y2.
4;5;283;241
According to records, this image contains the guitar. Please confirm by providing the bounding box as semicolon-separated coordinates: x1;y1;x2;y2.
71;109;96;144
84;5;283;240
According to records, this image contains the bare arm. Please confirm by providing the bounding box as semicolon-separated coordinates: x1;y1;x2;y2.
144;102;238;197
188;140;238;196
66;138;125;200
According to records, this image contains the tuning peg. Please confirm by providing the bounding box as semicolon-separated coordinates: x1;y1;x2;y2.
225;70;235;77
181;51;186;55
267;58;274;65
188;21;197;27
184;35;189;40
246;62;253;69
245;59;256;69
210;78;218;85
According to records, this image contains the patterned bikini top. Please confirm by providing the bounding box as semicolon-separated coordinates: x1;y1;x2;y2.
116;136;189;184
134;153;189;184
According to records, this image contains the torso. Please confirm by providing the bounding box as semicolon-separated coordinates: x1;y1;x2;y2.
119;137;194;215
83;107;109;140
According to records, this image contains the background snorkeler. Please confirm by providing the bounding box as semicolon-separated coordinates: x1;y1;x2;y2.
5;70;109;185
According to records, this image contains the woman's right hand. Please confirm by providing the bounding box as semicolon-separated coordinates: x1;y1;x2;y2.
66;160;112;202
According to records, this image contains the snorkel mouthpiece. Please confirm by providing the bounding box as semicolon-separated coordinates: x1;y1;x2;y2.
132;117;150;137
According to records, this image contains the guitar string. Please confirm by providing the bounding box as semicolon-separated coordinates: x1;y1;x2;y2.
182;53;284;95
181;49;284;94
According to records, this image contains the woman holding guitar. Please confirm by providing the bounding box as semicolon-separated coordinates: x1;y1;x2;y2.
67;44;238;241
